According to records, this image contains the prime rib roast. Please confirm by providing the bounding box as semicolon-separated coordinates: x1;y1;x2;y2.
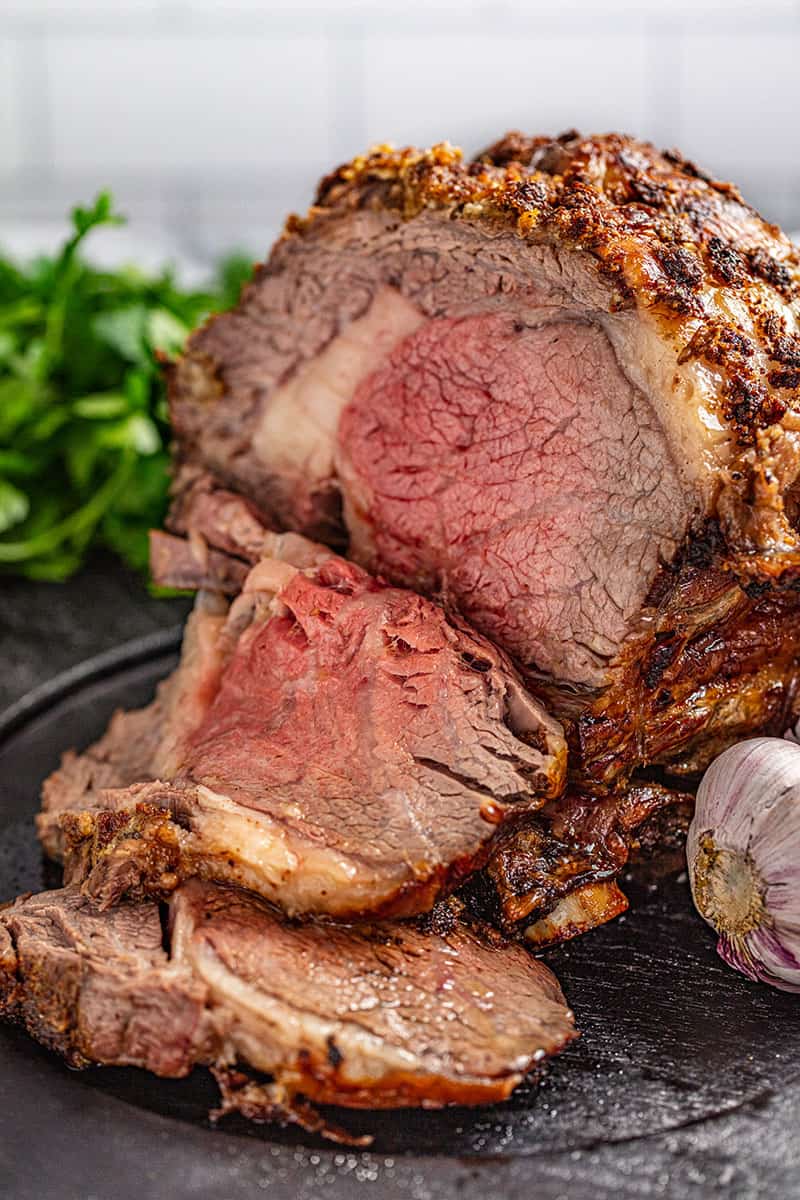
41;476;686;944
5;129;800;1124
168;130;800;789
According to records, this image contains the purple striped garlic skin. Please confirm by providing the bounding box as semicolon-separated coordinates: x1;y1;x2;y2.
687;737;800;993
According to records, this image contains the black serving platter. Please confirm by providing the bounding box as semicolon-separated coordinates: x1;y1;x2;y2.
1;631;800;1200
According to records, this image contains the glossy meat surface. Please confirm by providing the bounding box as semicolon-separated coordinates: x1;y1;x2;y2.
0;882;577;1114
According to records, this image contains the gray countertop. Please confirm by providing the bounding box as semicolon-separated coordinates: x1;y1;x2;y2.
0;555;190;711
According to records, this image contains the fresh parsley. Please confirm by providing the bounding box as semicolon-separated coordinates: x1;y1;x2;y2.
0;192;251;581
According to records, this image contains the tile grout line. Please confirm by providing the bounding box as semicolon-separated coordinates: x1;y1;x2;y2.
1;7;796;38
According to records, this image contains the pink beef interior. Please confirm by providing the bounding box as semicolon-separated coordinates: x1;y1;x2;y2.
338;310;679;685
42;541;564;920
181;555;560;874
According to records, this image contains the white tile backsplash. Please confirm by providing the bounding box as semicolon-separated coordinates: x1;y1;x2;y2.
177;0;493;7
363;31;651;154
0;1;798;253
152;0;799;10
0;41;25;172
45;33;332;171
0;168;170;226
165;166;321;258
13;1;161;7
676;31;800;173
530;0;795;7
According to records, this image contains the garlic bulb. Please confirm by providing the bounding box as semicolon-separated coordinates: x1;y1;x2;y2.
687;737;800;992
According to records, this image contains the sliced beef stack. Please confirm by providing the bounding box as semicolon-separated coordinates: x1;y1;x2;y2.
40;478;680;943
40;513;565;919
168;131;800;787
0;882;576;1125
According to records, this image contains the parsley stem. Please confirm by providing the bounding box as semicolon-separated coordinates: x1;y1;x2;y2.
0;452;134;562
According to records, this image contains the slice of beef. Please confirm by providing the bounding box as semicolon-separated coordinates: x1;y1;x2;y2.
40;539;565;920
171;880;577;1109
0;881;577;1118
148;479;333;596
149;530;250;594
167;131;800;786
0;887;211;1073
167;472;335;568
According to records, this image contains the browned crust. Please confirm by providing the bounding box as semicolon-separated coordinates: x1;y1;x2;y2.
301;131;800;444
574;520;800;787
48;795;515;922
215;1045;552;1113
210;1068;373;1145
470;781;692;933
0;918;93;1069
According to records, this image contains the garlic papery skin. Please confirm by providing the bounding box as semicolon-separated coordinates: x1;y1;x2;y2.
687;737;800;993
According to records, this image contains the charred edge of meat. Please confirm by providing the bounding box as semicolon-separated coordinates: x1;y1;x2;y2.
463;781;693;941
210;1067;373;1147
574;520;800;788
57;803;184;909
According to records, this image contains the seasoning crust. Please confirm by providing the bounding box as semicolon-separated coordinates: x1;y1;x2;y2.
310;131;800;444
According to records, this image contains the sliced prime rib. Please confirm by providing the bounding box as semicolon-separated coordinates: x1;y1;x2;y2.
0;886;210;1075
150;481;692;945
43;482;689;944
39;528;565;920
167;131;800;788
0;881;576;1121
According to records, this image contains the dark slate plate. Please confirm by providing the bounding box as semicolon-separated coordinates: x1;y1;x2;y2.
1;632;799;1200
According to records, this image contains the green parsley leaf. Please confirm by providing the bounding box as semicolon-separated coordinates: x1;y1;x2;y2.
0;479;29;533
0;191;250;580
